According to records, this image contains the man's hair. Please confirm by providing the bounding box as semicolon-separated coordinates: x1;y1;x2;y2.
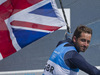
73;25;92;39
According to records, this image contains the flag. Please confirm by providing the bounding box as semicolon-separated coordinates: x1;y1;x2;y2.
0;0;66;60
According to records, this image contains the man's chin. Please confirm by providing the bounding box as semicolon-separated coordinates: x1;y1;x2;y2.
80;49;86;52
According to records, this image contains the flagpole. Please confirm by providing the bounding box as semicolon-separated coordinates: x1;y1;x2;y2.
59;0;71;33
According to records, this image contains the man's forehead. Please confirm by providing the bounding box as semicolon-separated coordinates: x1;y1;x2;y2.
80;32;92;38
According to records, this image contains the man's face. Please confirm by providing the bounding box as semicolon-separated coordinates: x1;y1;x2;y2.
73;32;92;52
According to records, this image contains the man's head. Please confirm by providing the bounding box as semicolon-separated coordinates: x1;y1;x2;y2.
72;25;92;52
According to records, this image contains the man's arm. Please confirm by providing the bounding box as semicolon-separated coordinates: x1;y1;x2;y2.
64;51;100;75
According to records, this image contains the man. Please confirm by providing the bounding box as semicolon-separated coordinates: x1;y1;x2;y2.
43;25;100;75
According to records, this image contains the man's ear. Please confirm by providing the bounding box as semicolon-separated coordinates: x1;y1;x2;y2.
72;36;76;43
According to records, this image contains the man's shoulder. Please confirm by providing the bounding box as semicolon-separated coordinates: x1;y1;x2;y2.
56;39;73;47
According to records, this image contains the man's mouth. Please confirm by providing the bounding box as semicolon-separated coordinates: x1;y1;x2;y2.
81;46;87;51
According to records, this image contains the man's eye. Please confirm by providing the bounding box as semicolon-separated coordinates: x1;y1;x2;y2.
87;40;90;44
81;39;86;42
81;39;90;44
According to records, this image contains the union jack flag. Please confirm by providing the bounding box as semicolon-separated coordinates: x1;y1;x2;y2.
0;0;65;60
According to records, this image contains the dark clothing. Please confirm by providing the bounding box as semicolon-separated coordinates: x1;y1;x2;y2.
64;51;100;75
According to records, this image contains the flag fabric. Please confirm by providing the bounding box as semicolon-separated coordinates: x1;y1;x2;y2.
0;0;66;60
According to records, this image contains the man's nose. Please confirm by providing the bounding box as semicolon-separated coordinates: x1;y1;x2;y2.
84;42;89;47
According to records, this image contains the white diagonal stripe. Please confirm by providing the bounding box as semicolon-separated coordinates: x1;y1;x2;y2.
0;53;3;60
0;0;7;5
5;19;21;51
8;0;65;27
12;26;52;33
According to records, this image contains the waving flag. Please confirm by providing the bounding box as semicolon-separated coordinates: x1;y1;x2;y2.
0;0;66;60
